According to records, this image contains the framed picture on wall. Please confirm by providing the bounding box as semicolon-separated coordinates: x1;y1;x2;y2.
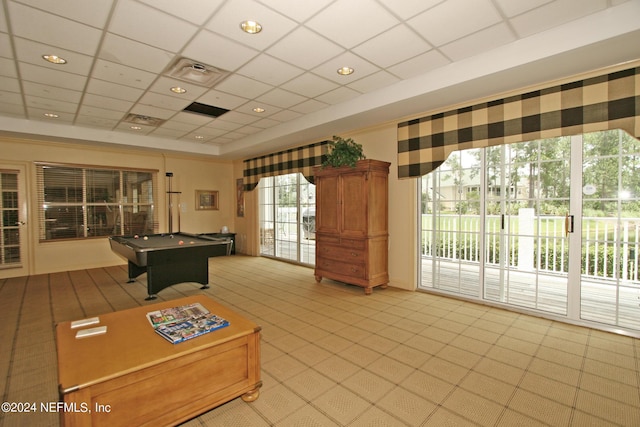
195;190;218;210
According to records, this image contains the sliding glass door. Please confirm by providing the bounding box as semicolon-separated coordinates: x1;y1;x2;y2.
420;130;640;333
259;173;315;265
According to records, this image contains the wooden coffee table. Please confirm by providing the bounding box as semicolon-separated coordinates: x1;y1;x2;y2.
56;295;261;427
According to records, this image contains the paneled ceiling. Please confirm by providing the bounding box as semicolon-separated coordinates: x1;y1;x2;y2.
1;0;639;160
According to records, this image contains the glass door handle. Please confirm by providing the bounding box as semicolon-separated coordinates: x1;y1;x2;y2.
565;214;574;236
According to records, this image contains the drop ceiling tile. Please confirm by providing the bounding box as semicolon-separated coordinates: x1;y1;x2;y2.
234;125;263;135
408;0;502;46
18;62;87;91
281;73;338;98
197;90;248;110
388;50;450;79
289;99;329;114
316;86;361;105
158;119;198;131
8;3;102;55
138;0;225;25
109;0;197;52
0;90;23;105
204;119;243;132
510;0;608;38
348;71;400;93
182;30;260;73
75;115;119;129
250;117;281;129
1;76;22;93
129;104;175;120
99;33;173;73
214;110;260;125
188;126;227;138
0;57;17;78
0;103;24;116
377;0;444;20
268;109;303;122
150;77;209;99
255;88;307;109
205;0;298;50
171;110;215;125
214;131;244;140
494;0;554;18
15;0;114;28
86;78;144;102
257;0;333;22
92;59;156;89
13;38;93;75
312;51;380;84
236;54;305;86
215;74;273;99
22;81;81;103
266;27;344;70
306;0;399;48
25;95;76;113
82;93;133;112
137;91;191;111
77;105;124;120
0;4;8;33
440;23;516;61
0;33;13;60
150;127;189;138
353;25;432;68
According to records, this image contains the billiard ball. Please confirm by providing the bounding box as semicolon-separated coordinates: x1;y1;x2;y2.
143;236;148;240
134;235;139;239
178;240;184;245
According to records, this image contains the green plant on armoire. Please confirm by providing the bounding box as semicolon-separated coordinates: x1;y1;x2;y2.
322;135;366;168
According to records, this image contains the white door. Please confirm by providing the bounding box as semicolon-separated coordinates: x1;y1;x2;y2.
0;164;29;278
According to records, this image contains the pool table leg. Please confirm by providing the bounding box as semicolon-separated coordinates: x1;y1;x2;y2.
145;294;158;301
200;284;210;290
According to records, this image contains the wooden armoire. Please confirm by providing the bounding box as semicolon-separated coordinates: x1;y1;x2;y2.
313;159;390;294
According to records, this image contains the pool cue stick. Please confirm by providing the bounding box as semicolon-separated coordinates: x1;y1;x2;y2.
166;172;173;234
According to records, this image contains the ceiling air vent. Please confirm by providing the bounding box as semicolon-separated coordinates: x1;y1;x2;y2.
164;57;230;87
124;114;165;127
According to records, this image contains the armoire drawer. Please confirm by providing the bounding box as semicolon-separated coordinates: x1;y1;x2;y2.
316;257;366;280
317;244;366;262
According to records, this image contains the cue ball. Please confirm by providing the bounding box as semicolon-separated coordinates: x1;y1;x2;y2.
178;240;184;245
143;236;148;240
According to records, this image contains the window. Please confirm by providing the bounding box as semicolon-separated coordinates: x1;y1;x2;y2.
37;164;158;241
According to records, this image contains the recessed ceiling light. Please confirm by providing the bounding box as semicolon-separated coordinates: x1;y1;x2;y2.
130;126;142;130
195;135;204;140
337;66;354;76
43;113;59;118
253;107;265;113
42;55;67;64
170;86;187;94
240;20;262;34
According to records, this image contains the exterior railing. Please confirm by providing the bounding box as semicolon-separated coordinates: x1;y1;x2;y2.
422;214;640;282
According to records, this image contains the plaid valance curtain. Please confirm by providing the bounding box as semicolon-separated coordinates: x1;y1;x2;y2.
243;140;329;191
397;66;640;179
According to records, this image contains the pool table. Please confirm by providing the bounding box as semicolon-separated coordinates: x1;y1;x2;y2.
109;232;232;300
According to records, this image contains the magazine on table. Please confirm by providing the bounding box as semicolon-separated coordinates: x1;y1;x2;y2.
146;302;229;344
